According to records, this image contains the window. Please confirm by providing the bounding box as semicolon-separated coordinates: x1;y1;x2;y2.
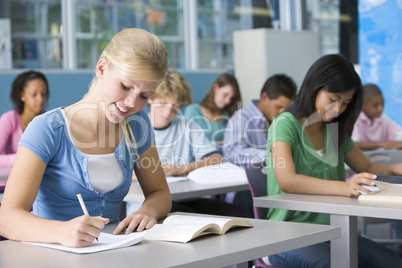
74;0;184;69
0;0;349;70
5;0;62;69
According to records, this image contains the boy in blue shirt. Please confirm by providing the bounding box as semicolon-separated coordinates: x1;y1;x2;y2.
127;70;253;217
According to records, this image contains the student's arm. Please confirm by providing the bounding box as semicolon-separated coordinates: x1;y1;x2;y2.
271;141;376;197
163;152;224;176
0;146;109;247
223;112;266;164
114;143;171;234
345;145;402;176
354;141;402;150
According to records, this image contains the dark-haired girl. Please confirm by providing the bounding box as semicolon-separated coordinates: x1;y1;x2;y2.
266;54;402;267
0;70;49;168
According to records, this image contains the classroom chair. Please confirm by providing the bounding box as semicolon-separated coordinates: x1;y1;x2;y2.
358;150;402;245
245;162;277;268
245;163;269;220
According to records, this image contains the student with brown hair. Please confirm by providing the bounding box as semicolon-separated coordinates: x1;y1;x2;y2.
184;73;241;145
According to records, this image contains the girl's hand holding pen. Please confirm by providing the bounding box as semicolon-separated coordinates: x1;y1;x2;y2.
344;172;377;197
58;216;109;248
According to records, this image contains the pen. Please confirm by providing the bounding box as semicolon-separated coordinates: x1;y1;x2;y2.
76;193;98;241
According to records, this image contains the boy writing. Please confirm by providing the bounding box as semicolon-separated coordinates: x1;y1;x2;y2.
222;74;296;211
223;74;297;165
127;70;252;217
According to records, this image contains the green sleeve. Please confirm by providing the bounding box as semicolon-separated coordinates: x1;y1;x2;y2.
341;137;355;155
267;112;298;153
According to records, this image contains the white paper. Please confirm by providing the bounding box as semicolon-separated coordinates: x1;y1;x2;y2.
360;184;379;194
24;232;145;254
187;162;247;184
166;176;188;183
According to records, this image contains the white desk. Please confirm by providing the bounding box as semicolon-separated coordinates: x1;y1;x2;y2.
0;214;340;268
254;193;402;268
124;180;250;202
0;171;249;203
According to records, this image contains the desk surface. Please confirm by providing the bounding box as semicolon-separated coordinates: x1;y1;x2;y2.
253;193;402;268
124;180;249;202
0;214;340;268
0;172;248;202
254;193;402;220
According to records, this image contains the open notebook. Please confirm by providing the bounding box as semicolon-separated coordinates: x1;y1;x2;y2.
24;232;145;254
163;163;247;185
187;162;247;184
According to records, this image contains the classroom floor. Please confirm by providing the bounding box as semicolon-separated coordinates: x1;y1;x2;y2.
361;218;402;258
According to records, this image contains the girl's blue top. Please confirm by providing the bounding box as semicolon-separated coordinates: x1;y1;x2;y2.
19;108;154;222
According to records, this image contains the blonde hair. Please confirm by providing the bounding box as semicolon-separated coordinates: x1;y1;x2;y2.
100;28;167;82
151;69;192;106
98;28;168;154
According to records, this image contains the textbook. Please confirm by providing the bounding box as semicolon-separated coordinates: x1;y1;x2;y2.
144;214;254;243
358;178;402;203
24;232;145;254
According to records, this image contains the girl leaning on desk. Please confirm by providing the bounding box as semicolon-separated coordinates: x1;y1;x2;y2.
0;28;172;248
266;54;402;267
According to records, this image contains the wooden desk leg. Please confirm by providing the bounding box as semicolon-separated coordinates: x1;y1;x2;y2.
330;215;358;268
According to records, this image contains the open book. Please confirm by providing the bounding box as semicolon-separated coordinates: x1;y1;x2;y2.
24;232;145;254
144;214;254;243
358;175;402;203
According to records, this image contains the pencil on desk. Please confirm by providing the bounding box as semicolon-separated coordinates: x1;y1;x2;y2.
76;193;98;241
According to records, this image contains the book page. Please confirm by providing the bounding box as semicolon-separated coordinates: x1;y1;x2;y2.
375;181;402;192
163;215;230;231
358;191;402;203
187;162;247;184
166;176;188;183
24;232;145;254
359;181;402;203
163;215;253;234
144;223;219;243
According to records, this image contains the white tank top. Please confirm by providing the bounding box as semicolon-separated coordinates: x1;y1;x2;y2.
62;110;124;194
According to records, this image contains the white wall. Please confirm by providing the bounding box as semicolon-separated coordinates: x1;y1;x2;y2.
233;29;320;106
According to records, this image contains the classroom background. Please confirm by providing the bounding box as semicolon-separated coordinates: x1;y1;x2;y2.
0;0;401;125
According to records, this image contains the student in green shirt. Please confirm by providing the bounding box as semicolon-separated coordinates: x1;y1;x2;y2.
266;54;402;267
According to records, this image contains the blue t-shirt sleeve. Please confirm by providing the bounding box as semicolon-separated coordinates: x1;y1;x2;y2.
127;109;155;155
18;112;60;165
186;119;219;161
